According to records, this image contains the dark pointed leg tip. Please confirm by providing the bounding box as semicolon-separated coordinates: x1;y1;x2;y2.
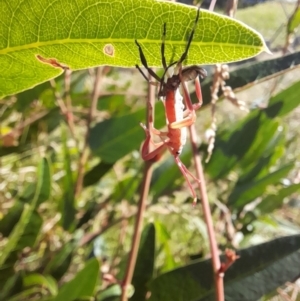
192;198;199;207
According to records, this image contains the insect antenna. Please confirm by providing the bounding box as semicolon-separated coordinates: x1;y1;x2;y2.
161;23;168;70
135;40;161;82
178;6;201;65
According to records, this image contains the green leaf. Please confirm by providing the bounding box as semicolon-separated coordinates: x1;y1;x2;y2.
206;79;300;180
206;112;262;179
266;79;300;118
0;201;24;237
0;0;268;98
18;157;51;208
0;204;32;266
195;50;300;108
0;158;50;269
0;214;43;267
238;119;284;173
23;274;58;296
288;7;300;33
131;224;155;301
97;95;131;117
154;221;177;272
7;287;47;301
83;161;114;188
36;157;51;206
44;240;76;280
60;125;76;230
257;183;300;214
151;147;193;199
97;284;121;301
149;235;300;301
51;258;99;301
17;210;43;249
0;157;49;266
111;175;141;203
0;272;22;301
89;103;165;163
228;163;294;208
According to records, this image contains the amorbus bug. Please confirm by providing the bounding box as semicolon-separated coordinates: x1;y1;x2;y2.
135;6;206;204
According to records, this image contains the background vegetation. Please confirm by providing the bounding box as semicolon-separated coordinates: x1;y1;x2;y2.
1;0;300;300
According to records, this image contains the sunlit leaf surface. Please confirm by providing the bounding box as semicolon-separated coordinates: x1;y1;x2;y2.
0;0;269;98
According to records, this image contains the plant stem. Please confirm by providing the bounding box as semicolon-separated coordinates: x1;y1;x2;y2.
74;67;102;198
121;79;156;301
189;124;224;301
120;161;153;301
64;69;76;137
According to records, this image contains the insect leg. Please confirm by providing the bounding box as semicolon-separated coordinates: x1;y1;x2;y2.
174;155;199;204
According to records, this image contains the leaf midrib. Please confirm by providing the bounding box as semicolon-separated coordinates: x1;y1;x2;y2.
0;39;262;55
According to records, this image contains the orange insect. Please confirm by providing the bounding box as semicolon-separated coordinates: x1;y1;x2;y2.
135;6;206;203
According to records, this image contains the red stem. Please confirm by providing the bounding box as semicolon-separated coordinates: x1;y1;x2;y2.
120;79;156;301
189;125;224;301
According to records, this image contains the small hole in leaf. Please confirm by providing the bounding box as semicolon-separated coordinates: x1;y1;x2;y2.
103;44;115;57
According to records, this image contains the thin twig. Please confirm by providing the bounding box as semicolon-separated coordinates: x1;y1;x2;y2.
120;78;156;301
74;67;103;198
225;0;238;18
0;110;49;142
189;125;224;301
79;213;135;247
282;0;300;55
50;78;76;140
63;69;76;137
208;0;218;12
191;1;239;299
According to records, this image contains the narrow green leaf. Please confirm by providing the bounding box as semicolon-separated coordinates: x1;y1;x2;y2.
265;80;300;118
257;183;300;214
0;204;32;266
0;201;24;237
131;224;155;301
0;272;22;301
238;119;284;173
60;125;76;230
36;157;51;206
111;175;141;203
288;8;300;33
7;287;46;301
23;274;58;296
51;258;99;301
0;157;48;265
16;211;43;249
206;79;300;180
44;240;76;280
206;112;262;179
97;284;121;301
18;157;51;207
228;163;294;208
197;50;300;107
83;161;114;188
154;222;177;272
0;157;52;271
0;0;268;98
149;235;300;301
